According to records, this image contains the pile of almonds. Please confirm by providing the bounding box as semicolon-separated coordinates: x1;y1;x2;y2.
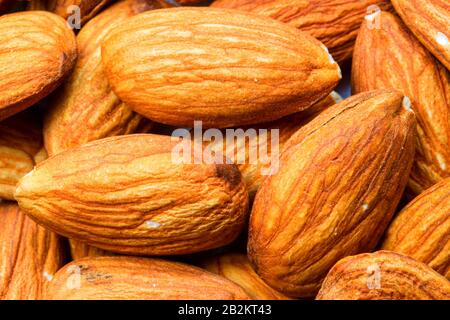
0;0;449;300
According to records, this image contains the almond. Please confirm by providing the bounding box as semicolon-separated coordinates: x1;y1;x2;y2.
0;112;43;200
45;256;251;300
69;240;112;260
352;11;450;195
101;7;341;128
211;0;393;63
248;90;416;298
0;11;77;121
317;251;450;300
202;253;291;300
15;134;249;256
382;178;450;279
0;202;65;300
43;0;167;156
392;0;450;71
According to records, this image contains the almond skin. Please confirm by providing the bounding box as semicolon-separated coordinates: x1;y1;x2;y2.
101;7;341;128
15;134;249;256
43;0;167;156
392;0;450;71
382;178;450;279
0;202;65;300
0;11;77;121
69;240;112;260
0;112;43;200
317;251;450;300
202;253;291;300
211;0;393;63
248;90;416;298
352;11;450;195
45;257;250;300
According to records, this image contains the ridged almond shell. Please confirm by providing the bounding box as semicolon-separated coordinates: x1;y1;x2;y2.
382;178;450;279
0;202;65;300
248;90;416;298
15;134;249;256
0;11;77;121
101;7;341;128
317;251;450;300
45;256;251;300
352;11;450;196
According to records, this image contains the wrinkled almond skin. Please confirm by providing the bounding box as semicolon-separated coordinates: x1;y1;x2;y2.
382;178;450;279
0;112;43;200
392;0;450;71
69;240;112;260
45;257;251;300
317;251;450;300
211;0;393;63
248;90;416;298
0;202;65;300
15;134;249;256
0;11;77;121
352;11;450;195
101;7;341;128
43;0;167;156
202;253;291;300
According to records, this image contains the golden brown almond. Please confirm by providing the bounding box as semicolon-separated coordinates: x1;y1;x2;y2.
211;0;393;63
248;90;416;298
101;7;341;128
69;240;112;260
317;251;450;300
45;256;251;300
382;178;450;279
0;11;77;121
202;253;291;300
15;134;249;256
352;11;450;195
0;112;43;200
43;0;167;156
391;0;450;71
0;202;65;300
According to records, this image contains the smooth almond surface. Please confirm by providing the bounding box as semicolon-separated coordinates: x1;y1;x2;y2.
15;134;249;256
45;257;251;300
248;90;416;298
0;11;77;121
317;251;450;300
101;7;341;128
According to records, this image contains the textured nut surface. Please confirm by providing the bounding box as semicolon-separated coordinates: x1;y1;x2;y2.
0;202;65;300
101;7;341;128
211;0;393;63
317;251;450;300
352;11;450;195
45;256;251;300
0;112;43;200
43;0;166;156
202;253;291;300
15;134;249;255
248;90;416;298
0;11;77;121
382;178;450;279
392;0;450;71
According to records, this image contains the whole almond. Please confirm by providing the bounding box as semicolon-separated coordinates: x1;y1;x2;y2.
211;0;393;63
317;251;450;300
15;134;249;256
0;11;77;121
391;0;450;71
248;90;416;298
382;178;450;279
0;202;65;300
101;7;341;128
352;11;450;195
202;253;291;300
45;257;251;300
43;0;168;156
